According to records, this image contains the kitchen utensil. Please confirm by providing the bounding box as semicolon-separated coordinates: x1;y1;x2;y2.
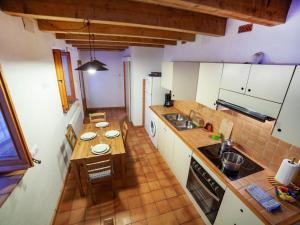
105;130;120;138
80;132;97;141
221;151;244;172
189;110;205;128
95;121;110;128
275;158;300;186
219;119;233;140
211;132;221;140
220;139;234;155
275;186;297;203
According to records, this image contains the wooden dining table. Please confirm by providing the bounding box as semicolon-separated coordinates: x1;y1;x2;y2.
70;120;126;196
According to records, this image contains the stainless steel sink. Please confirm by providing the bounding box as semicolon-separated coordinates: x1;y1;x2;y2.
163;113;200;131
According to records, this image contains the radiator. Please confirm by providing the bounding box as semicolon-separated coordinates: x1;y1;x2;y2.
68;103;83;136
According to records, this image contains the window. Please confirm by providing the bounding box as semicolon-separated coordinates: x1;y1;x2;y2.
0;70;33;173
53;49;76;112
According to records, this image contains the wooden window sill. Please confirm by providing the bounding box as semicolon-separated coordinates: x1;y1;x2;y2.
0;172;25;207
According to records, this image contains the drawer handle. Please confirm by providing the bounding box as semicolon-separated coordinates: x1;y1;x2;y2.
240;208;244;213
248;89;251;92
277;128;282;132
241;87;244;90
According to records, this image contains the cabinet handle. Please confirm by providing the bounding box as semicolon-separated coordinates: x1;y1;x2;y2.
277;128;282;132
213;102;216;106
248;89;251;92
241;87;244;90
240;209;244;213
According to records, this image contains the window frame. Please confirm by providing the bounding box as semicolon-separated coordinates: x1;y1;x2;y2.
52;49;76;113
0;69;33;174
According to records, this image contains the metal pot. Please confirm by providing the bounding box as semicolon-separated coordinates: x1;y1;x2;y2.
221;152;244;172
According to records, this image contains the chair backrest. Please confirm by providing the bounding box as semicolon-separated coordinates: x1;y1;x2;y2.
65;125;77;151
121;120;129;145
89;112;106;123
82;154;113;182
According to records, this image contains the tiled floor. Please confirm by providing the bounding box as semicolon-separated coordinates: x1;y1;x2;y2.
53;109;205;225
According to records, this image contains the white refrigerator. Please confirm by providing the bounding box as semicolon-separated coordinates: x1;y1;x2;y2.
144;77;168;145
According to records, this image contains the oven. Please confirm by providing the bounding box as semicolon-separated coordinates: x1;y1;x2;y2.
187;157;225;224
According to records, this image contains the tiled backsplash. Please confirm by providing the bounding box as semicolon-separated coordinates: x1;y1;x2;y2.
174;100;300;177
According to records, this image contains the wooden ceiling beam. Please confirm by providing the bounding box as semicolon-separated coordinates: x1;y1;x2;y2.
132;0;292;26
66;40;164;48
38;20;195;41
73;45;127;50
78;48;124;52
56;34;177;45
0;0;226;35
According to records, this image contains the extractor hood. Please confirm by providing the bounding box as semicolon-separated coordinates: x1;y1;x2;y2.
216;99;276;122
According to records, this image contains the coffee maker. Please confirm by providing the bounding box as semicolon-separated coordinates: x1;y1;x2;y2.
164;91;173;107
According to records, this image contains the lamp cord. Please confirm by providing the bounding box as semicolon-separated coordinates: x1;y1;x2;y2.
87;20;93;61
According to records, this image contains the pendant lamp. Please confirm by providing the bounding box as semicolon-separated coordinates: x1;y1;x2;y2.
75;21;108;73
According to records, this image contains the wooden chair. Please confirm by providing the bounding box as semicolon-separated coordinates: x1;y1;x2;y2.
120;119;129;146
82;154;114;203
89;112;106;123
65;125;77;151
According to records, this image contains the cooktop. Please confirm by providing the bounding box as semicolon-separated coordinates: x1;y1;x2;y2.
197;143;264;181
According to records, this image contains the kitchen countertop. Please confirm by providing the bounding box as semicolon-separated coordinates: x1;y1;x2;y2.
150;105;300;225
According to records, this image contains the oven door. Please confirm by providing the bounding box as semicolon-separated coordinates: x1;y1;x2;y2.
187;164;224;224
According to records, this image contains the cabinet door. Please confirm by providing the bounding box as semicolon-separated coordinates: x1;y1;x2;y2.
158;121;175;166
273;66;300;147
172;62;199;100
196;63;223;109
246;65;294;103
161;61;173;90
215;188;264;225
220;64;251;94
172;136;192;187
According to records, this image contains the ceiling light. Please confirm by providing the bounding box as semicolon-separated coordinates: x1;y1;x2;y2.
75;20;108;72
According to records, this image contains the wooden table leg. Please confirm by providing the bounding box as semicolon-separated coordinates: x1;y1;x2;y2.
72;161;84;196
121;154;126;185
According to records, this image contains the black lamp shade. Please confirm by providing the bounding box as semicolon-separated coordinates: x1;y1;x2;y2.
75;59;108;71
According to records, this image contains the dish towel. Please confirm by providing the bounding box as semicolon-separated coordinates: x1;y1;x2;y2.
246;184;281;212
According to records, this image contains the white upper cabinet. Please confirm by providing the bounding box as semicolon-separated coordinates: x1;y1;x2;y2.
220;64;251;94
273;66;300;147
161;61;199;100
196;63;223;109
161;61;174;91
246;65;295;103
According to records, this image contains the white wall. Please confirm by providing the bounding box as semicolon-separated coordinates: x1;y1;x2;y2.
164;0;300;64
0;12;82;225
130;47;164;126
79;50;124;108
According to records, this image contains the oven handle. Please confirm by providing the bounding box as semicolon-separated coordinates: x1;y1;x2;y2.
189;166;221;202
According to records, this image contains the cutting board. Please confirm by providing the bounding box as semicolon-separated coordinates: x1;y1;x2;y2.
219;119;234;139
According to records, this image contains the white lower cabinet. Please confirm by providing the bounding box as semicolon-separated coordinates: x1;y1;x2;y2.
157;120;175;167
214;188;264;225
172;136;192;187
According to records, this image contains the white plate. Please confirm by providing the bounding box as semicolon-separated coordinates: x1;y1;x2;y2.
105;130;120;138
95;121;110;128
80;132;97;141
91;144;110;154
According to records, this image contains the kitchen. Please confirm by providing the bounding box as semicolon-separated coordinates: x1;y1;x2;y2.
0;1;300;225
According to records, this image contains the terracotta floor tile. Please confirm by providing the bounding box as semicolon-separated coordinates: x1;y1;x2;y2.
155;171;167;180
158;179;172;188
114;198;129;213
147;212;178;225
128;196;143;209
140;192;155;205
167;195;189;210
130;207;146;223
131;219;148;225
100;216;115;225
148;181;161;191
115;210;131;225
84;219;101;225
182;218;205;225
69;208;86;225
163;187;178;199
143;203;159;218
53;211;70;225
155;200;171;214
138;183;151;194
145;173;157;182
151;190;166;202
85;205;101;221
173;207;194;224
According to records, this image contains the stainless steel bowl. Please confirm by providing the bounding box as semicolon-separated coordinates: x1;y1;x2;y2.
221;152;244;172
